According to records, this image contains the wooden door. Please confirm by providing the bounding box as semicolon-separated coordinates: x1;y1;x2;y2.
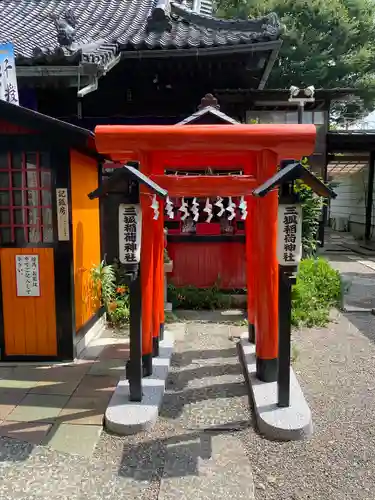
0;248;57;357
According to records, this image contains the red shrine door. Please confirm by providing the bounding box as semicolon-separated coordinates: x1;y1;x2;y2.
95;124;316;381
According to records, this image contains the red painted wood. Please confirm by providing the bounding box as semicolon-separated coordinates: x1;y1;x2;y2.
0;120;31;134
148;175;256;197
167;241;246;289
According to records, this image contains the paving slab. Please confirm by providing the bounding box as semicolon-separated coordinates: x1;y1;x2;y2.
0;392;27;420
0;420;52;445
73;375;118;398
58;396;108;426
159;433;255;500
6;394;70;423
88;359;126;377
239;335;313;441
30;379;81;396
98;342;130;360
46;423;102;457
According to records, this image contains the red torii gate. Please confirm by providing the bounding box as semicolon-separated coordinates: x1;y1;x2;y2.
95;124;316;381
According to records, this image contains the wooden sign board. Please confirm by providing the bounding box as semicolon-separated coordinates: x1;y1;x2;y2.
119;204;142;264
277;204;302;266
56;188;70;241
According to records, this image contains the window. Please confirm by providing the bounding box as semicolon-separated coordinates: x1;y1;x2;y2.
0;151;53;245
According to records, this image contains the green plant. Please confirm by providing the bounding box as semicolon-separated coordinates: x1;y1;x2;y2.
293;157;325;257
108;287;130;326
167;283;232;310
90;260;116;310
90;261;130;326
292;257;341;327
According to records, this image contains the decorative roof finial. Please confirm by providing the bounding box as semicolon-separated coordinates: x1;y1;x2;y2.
51;9;77;47
198;93;219;110
147;0;172;33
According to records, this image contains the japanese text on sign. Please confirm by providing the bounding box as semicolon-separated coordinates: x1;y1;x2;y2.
15;255;40;297
56;188;70;241
0;43;19;105
119;204;142;265
277;204;302;266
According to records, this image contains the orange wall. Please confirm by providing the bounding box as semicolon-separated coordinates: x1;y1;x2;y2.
1;248;57;356
70;150;101;331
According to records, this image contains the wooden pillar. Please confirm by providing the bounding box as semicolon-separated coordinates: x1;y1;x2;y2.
159;200;165;341
140;152;154;376
254;150;279;382
244;155;256;342
152;201;164;356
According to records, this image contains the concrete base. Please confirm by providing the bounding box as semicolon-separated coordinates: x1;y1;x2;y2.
75;314;106;359
239;334;313;441
105;329;174;435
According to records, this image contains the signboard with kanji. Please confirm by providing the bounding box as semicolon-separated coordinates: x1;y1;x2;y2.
0;43;19;105
56;188;70;241
119;204;142;264
15;255;40;297
277;204;302;266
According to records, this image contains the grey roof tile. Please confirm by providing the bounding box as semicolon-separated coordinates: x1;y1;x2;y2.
0;0;281;66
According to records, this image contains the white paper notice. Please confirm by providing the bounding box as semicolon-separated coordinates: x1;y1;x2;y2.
15;254;40;297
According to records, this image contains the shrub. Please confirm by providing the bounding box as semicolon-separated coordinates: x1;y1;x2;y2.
167;284;232;310
292;257;341;327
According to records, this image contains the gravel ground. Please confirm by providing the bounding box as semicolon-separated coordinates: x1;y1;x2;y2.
236;310;375;500
3;309;375;499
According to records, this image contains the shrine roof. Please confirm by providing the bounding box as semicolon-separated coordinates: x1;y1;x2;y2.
0;0;282;69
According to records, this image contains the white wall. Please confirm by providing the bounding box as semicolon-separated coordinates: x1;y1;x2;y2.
329;168;369;236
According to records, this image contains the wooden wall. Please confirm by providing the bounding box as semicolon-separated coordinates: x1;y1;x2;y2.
0;248;57;356
70;151;101;331
167;241;247;289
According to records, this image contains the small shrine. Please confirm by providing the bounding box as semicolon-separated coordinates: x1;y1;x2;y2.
0;100;102;361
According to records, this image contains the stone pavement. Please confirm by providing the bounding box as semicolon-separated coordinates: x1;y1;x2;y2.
0;332;129;457
0;313;258;499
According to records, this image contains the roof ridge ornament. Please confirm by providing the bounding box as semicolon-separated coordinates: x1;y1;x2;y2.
51;9;77;47
147;0;172;33
170;1;281;37
198;93;219;110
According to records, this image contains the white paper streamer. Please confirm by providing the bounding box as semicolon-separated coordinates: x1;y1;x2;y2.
151;194;159;220
203;197;213;223
226;196;236;221
191;197;200;222
239;196;248;220
166;196;174;219
179;197;189;221
214;196;225;217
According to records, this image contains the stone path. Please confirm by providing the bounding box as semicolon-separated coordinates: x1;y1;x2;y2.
325;253;375;311
0;334;128;457
0;316;256;499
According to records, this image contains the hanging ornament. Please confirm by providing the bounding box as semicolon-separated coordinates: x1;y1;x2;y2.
239;195;248;220
179;197;189;221
214;196;225;217
151;194;159;220
165;196;174;219
191;197;200;222
203;197;213;223
226;196;236;221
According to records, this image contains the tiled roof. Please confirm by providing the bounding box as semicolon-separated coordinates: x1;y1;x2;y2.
0;0;282;67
